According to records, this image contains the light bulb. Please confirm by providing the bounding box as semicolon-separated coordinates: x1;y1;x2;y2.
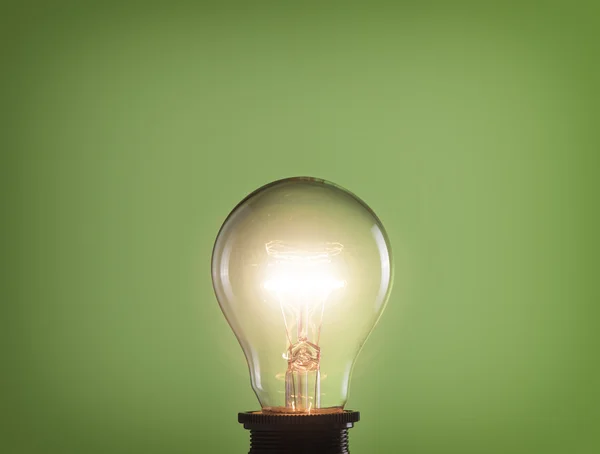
211;177;392;415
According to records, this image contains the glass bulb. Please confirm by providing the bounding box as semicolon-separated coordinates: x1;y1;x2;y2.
211;177;393;414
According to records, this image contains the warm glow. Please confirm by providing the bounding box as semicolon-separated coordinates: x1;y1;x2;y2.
264;275;345;296
263;240;345;299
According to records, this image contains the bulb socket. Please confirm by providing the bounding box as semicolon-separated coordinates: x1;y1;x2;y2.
238;411;360;454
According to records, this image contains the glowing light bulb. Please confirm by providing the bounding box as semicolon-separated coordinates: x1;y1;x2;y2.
211;177;392;414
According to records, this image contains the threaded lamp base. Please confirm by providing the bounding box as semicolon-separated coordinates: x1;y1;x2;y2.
238;411;360;454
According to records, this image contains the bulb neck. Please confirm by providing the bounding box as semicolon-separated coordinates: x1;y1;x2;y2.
238;411;360;454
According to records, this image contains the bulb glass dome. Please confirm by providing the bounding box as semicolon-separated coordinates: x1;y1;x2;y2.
211;177;392;414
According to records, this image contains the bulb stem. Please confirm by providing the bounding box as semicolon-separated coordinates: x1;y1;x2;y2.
285;338;321;412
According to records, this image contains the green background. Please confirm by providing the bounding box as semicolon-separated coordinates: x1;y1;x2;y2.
2;2;598;453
